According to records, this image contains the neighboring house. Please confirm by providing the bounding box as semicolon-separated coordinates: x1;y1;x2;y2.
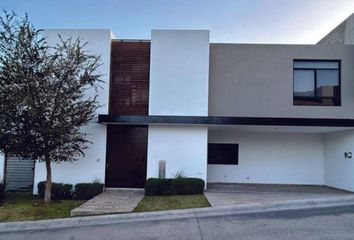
1;13;354;193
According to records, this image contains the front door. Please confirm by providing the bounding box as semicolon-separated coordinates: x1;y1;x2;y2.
105;125;148;188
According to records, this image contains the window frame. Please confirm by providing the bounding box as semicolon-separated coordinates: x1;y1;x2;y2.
293;59;341;106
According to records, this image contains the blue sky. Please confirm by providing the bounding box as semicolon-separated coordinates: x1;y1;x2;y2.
2;0;354;43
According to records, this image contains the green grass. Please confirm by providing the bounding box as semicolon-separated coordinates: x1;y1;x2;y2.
133;194;211;212
0;193;84;222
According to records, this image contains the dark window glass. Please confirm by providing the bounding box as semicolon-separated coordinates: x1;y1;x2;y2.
293;60;341;106
316;70;339;97
208;143;238;165
294;70;315;97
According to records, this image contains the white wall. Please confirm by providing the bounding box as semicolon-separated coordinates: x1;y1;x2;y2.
0;153;4;182
147;126;208;183
324;130;354;191
207;131;324;185
149;30;209;116
33;29;111;193
146;30;210;184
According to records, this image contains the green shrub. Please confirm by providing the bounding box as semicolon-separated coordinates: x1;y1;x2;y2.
37;181;73;200
145;178;205;196
145;178;172;196
74;183;104;200
170;178;204;195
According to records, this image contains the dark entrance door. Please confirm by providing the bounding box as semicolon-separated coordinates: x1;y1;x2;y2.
105;125;148;188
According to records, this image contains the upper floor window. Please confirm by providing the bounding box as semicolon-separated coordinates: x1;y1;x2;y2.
293;60;341;106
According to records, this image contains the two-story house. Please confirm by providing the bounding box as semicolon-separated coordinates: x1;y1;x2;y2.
2;13;354;194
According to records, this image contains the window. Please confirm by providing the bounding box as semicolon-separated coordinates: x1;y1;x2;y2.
293;60;340;106
208;143;238;165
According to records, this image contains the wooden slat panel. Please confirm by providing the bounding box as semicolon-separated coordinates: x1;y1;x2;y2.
109;41;150;115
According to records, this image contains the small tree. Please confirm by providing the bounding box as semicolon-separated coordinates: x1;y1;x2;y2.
0;11;102;202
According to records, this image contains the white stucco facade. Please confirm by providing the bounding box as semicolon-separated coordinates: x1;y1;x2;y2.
149;30;209;116
324;130;354;191
32;29;111;193
0;154;4;182
207;131;324;185
205;127;354;192
146;30;210;183
147;126;208;182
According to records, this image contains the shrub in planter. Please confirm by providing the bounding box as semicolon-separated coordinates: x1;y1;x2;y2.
170;178;204;195
74;183;104;200
145;178;205;196
145;178;172;196
37;181;73;200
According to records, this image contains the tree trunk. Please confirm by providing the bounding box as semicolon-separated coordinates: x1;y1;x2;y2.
44;157;52;203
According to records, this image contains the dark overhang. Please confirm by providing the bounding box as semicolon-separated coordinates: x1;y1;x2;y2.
98;115;354;127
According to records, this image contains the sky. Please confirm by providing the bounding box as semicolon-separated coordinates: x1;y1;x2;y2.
2;0;354;44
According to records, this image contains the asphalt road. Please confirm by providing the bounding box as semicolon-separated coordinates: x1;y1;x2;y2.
2;205;354;240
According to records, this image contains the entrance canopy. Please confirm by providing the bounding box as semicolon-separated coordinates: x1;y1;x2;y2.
98;115;354;128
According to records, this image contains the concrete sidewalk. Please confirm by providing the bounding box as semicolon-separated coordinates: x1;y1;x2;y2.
70;189;144;216
1;195;354;234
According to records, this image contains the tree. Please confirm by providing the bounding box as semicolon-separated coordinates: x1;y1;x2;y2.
0;11;102;202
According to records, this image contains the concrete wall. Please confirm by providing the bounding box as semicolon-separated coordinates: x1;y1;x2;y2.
147;30;210;184
324;130;354;191
318;13;354;44
0;154;4;182
209;44;354;118
149;30;209;116
207;131;324;185
147;126;208;183
33;29;111;193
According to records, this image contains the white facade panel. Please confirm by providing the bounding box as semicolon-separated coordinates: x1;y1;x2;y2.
207;131;324;185
33;29;111;193
147;126;208;183
149;30;210;116
324;130;354;191
0;153;4;182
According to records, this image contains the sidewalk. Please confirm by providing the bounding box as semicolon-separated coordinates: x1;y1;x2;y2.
70;189;144;216
1;195;354;233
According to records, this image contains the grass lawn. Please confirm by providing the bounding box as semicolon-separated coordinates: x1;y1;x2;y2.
0;193;84;222
133;194;211;212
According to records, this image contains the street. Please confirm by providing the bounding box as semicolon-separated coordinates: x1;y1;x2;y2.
2;205;354;240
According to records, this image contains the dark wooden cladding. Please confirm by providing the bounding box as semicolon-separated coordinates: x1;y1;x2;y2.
109;40;150;115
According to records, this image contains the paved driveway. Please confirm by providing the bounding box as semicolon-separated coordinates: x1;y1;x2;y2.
205;183;353;207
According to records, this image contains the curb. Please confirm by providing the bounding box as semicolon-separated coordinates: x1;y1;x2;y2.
1;196;354;233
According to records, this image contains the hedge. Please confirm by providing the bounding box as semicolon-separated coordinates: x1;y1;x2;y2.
145;178;205;196
75;183;104;200
38;181;73;200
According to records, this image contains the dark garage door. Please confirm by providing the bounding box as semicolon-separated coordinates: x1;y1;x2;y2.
105;125;148;188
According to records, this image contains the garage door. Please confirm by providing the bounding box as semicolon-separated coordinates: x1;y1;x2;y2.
5;157;35;192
